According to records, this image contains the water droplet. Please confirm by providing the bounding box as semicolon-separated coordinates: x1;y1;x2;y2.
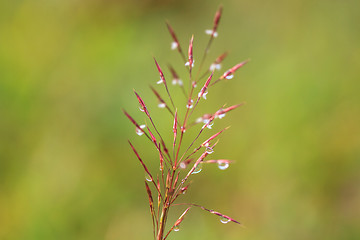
206;122;214;129
173;225;180;232
220;216;230;224
139;105;145;112
206;147;214;154
217;113;226;119
218;162;229;170
205;29;213;35
225;74;234;80
157;78;163;84
158;103;166;108
179;162;186;169
145;173;152;182
135;125;146;136
171;41;178;50
192;162;202;174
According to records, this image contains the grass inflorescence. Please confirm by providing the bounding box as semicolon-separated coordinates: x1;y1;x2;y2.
124;6;248;240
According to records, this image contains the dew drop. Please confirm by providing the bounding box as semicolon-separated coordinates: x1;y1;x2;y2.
192;162;203;174
139;105;145;112
145;173;152;182
220;216;230;224
173;225;180;232
218;162;229;170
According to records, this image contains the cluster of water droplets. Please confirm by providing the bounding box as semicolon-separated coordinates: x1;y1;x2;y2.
210;63;221;71
205;29;218;38
172;78;183;86
186;99;194;109
135;125;146;136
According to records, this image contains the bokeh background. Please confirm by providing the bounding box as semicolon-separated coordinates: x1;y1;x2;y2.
1;0;359;239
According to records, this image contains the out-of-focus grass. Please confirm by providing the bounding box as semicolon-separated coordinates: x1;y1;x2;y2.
0;0;359;239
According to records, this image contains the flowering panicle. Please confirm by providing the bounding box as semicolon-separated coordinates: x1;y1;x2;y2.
124;6;248;240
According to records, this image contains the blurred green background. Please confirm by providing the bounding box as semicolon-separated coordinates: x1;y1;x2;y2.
1;0;359;239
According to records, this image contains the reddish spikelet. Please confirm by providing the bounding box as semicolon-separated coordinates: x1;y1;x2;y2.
128;140;153;181
186;35;194;70
134;90;150;117
198;72;214;100
166;171;171;189
204;159;232;164
168;65;179;80
209;210;242;225
158;143;164;171
201;127;229;147
173;171;180;189
150;86;166;108
157;176;161;209
215;51;228;64
213;5;223;34
122;109;145;133
173;110;178;148
147;125;157;144
215;103;245;117
174;207;191;226
154;58;167;86
221;60;249;80
166;21;182;52
145;181;155;213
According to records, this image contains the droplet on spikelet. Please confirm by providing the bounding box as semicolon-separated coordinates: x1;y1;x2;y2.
145;173;152;182
205;29;218;37
192;162;203;174
171;41;178;50
172;78;183;86
157;78;163;84
218;161;229;170
217;113;226;119
204;122;214;129
224;71;234;79
158;103;166;108
135;125;146;136
210;63;221;71
220;216;230;224
202;91;208;100
173;225;180;232
206;147;214;154
186;99;194;109
185;61;195;68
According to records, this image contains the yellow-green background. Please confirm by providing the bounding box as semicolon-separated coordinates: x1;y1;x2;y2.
1;0;359;239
